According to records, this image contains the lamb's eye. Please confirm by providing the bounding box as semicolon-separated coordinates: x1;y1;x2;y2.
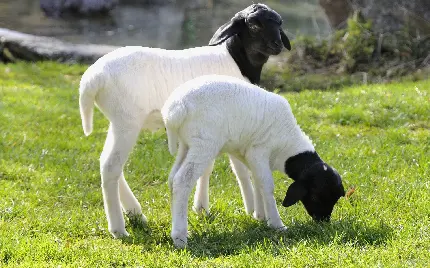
249;19;264;30
267;17;282;26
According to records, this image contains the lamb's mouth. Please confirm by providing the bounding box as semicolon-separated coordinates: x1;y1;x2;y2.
313;215;331;222
266;45;283;55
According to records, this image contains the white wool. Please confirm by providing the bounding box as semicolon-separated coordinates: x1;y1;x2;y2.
78;2;292;241
162;75;315;247
78;44;253;239
163;75;314;170
79;44;244;135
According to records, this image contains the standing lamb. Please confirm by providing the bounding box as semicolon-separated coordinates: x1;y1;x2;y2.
79;3;291;238
162;75;345;248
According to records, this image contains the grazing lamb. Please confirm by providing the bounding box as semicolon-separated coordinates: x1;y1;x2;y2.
162;75;345;248
79;3;291;238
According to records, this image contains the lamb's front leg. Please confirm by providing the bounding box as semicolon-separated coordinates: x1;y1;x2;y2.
246;153;286;230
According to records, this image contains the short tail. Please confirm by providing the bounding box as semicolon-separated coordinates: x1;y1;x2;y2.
166;127;179;155
79;69;103;136
162;100;188;156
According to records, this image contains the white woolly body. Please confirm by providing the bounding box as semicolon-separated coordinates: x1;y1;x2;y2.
163;75;314;169
79;44;244;135
78;44;256;240
162;75;315;247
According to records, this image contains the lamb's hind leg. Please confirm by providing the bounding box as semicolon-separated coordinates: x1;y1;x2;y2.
192;160;215;215
228;155;255;215
119;173;147;224
168;142;188;192
100;123;142;238
171;145;220;248
252;182;266;221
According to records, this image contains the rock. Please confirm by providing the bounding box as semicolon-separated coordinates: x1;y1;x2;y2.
351;0;430;34
319;0;353;28
319;0;430;34
0;28;119;64
40;0;118;17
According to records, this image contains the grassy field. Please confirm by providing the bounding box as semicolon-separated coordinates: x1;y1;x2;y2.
0;62;429;267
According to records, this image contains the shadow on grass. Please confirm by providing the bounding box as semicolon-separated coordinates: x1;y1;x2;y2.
121;209;393;258
189;219;392;257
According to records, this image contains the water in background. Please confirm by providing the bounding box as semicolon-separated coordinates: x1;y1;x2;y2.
0;0;331;49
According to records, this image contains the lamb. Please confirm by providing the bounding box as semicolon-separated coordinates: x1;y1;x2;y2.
78;3;291;238
162;75;345;248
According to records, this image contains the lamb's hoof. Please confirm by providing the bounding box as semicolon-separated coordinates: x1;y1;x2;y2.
253;210;266;221
192;204;210;216
173;237;187;249
171;231;188;248
275;225;288;232
127;211;148;224
244;206;254;216
141;214;148;223
110;229;129;238
267;221;287;232
134;213;148;224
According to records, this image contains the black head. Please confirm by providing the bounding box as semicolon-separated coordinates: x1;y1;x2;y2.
209;3;291;54
282;163;345;222
209;4;291;84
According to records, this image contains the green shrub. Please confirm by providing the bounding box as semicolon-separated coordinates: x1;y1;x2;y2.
261;12;429;92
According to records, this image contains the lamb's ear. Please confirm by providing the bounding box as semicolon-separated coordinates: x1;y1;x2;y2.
282;181;307;207
280;29;291;50
209;17;245;46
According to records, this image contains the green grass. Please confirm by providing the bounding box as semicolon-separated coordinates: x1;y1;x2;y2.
0;62;429;267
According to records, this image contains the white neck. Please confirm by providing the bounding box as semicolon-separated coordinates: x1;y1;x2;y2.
271;126;315;172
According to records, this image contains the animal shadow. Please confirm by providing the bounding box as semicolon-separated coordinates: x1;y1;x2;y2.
122;209;392;257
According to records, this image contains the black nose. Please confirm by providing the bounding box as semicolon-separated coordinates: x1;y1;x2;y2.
313;215;330;222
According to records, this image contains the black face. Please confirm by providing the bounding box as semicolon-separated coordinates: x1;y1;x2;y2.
208;4;291;84
283;163;345;222
243;8;290;56
208;3;291;54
